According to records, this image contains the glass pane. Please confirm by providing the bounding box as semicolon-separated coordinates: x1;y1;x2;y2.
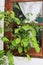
36;29;42;47
12;2;42;48
13;2;42;23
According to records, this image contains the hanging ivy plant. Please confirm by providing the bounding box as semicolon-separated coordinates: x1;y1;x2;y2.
0;10;42;65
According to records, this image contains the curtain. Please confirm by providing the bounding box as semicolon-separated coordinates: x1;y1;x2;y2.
19;1;42;22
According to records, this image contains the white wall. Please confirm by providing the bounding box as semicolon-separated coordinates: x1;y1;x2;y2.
0;0;4;50
14;57;43;65
0;0;43;65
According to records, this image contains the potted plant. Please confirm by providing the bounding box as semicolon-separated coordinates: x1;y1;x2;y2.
0;10;42;65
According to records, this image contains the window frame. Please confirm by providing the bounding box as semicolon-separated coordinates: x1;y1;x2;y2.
5;0;43;58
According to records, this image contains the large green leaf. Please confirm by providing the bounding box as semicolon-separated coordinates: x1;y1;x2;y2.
15;38;21;44
10;11;15;19
22;36;30;47
14;28;19;34
22;25;29;31
22;38;29;47
14;17;21;25
11;38;21;46
30;29;36;36
11;39;17;46
1;37;9;42
10;45;15;50
18;46;23;54
28;26;36;36
31;36;40;53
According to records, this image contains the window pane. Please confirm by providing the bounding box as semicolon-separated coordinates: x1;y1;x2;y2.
36;29;42;47
12;2;42;48
13;2;42;23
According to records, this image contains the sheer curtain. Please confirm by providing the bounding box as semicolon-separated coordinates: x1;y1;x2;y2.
19;1;42;22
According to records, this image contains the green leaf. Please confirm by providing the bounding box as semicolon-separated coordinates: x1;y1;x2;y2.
31;36;36;42
10;11;15;19
26;54;31;60
0;12;4;20
24;44;31;53
18;46;23;54
22;25;29;31
14;17;21;25
27;44;31;50
28;26;36;36
14;3;20;9
24;47;28;53
1;37;9;42
30;28;36;36
22;38;29;47
11;40;17;46
33;42;40;53
10;45;15;50
0;27;2;33
0;50;4;58
15;38;21;44
31;37;40;53
7;52;14;65
12;38;21;46
14;28;19;34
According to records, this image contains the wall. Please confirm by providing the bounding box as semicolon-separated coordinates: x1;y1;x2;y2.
0;0;4;50
0;0;43;65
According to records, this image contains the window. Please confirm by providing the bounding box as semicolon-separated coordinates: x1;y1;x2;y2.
5;0;43;57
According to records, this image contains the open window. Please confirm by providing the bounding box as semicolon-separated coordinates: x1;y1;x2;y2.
5;0;43;57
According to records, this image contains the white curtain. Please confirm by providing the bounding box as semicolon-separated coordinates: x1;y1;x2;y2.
19;1;42;22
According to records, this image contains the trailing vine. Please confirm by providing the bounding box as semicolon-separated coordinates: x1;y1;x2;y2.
0;10;42;65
